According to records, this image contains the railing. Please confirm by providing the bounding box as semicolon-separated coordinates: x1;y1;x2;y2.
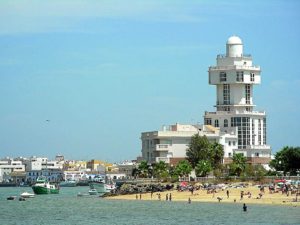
156;157;170;163
205;110;265;115
217;54;252;58
155;144;170;151
209;65;260;70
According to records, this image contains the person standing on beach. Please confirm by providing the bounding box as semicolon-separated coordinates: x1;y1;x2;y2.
188;197;191;204
226;190;229;198
166;193;168;201
240;191;244;200
140;193;142;200
169;193;172;201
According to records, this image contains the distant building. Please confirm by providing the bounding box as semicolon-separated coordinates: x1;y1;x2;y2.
55;154;64;162
87;159;106;173
141;36;271;167
0;159;25;183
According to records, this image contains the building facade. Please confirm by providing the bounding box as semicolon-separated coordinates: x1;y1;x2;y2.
204;36;271;165
141;36;271;167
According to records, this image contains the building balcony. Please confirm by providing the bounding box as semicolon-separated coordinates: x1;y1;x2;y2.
209;65;260;71
156;157;170;163
217;54;252;59
205;110;265;116
246;145;271;150
155;144;170;151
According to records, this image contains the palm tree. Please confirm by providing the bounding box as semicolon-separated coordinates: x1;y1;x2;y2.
174;160;192;178
230;153;247;176
138;160;150;178
195;160;212;177
153;161;168;180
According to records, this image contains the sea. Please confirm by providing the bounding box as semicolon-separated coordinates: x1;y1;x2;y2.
0;186;299;225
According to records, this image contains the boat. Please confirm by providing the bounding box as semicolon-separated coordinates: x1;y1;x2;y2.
20;192;35;198
32;176;59;194
89;175;115;193
77;192;89;197
7;196;17;200
59;179;77;187
88;189;98;195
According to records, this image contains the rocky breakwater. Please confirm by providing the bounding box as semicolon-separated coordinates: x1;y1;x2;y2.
102;183;175;198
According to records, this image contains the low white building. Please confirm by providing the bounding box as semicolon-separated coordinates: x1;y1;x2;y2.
141;123;237;165
0;159;25;182
24;156;63;171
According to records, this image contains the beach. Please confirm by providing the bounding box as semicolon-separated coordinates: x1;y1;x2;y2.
106;185;300;206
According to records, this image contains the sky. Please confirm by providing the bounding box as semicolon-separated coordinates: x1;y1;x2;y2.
0;0;299;162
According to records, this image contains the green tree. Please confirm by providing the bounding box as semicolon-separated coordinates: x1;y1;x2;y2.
174;160;192;178
270;146;300;175
209;142;224;169
186;134;210;168
229;153;247;176
195;160;212;177
153;161;168;179
138;160;150;178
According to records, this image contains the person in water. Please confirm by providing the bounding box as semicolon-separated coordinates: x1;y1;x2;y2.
243;203;247;212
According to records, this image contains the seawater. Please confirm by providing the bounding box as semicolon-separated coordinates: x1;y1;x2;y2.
0;187;299;225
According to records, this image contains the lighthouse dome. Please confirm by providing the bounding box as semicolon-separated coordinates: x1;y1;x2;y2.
226;35;243;57
227;36;242;45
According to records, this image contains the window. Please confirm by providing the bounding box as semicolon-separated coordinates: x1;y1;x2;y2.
255;152;259;157
233;141;236;146
220;72;227;82
245;84;251;104
205;118;212;125
228;153;232;157
228;141;231;146
263;118;267;145
231;117;250;149
214;119;219;127
236;71;244;82
252;119;255;145
258;119;262;145
224;119;228;127
223;84;230;105
250;73;255;82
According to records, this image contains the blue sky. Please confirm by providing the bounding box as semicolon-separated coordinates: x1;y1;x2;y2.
0;0;299;162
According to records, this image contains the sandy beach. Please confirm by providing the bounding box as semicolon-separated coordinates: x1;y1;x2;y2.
106;185;300;206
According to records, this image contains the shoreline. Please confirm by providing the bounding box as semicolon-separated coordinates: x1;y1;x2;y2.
105;186;300;207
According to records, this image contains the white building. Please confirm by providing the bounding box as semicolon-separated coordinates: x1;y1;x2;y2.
141;36;271;167
141;123;237;165
0;159;25;182
24;156;63;171
204;36;271;165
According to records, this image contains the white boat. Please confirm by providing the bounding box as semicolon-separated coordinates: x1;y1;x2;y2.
89;175;115;193
60;179;77;187
88;189;98;195
20;192;35;198
77;192;89;197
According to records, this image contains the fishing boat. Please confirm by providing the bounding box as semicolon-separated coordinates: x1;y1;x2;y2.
89;175;115;193
32;176;59;194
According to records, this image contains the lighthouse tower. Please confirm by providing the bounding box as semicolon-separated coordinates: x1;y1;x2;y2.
204;36;271;165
